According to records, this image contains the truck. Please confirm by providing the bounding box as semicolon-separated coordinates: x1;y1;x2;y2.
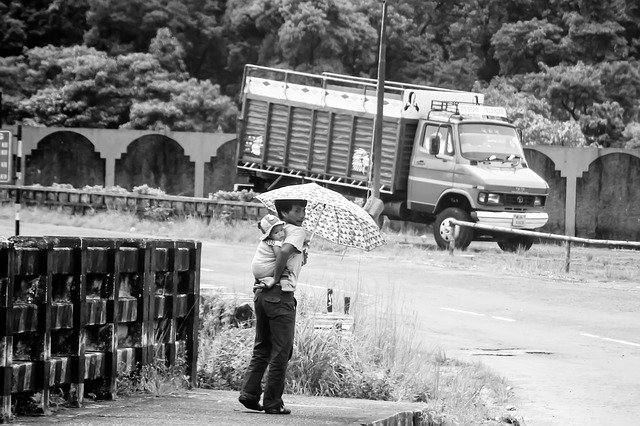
236;64;549;251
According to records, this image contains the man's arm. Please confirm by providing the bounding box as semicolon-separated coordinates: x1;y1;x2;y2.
273;243;299;283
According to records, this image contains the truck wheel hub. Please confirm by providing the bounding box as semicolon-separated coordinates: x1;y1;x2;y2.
439;219;454;241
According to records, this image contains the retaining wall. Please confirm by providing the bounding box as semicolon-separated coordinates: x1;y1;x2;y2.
0;236;201;421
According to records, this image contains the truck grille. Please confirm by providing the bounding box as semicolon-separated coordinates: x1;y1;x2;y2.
504;194;535;207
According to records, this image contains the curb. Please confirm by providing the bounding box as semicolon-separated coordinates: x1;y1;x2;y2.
369;410;424;426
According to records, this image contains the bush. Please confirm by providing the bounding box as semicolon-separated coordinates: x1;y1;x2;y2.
210;190;257;202
117;356;190;397
132;184;166;197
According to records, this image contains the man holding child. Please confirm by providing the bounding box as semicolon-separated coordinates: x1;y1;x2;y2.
239;198;308;415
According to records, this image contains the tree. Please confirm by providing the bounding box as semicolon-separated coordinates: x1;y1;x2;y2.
0;0;89;57
125;78;237;132
478;77;586;146
579;101;626;147
526;62;605;121
564;12;629;63
5;30;236;131
84;0;228;82
599;60;640;121
275;0;377;74
491;18;566;75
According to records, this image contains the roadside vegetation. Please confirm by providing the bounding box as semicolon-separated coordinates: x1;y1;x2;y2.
2;205;637;284
198;290;515;425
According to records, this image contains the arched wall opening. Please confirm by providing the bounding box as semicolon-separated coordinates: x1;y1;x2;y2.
25;131;105;187
116;135;194;196
576;153;640;240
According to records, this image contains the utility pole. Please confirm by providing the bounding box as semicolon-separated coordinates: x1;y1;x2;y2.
366;0;388;222
371;0;388;199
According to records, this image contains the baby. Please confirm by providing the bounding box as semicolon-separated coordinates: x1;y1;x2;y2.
250;214;286;288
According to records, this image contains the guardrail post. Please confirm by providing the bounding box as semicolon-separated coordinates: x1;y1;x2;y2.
185;241;201;386
564;241;572;273
344;296;350;315
448;225;457;255
0;241;14;422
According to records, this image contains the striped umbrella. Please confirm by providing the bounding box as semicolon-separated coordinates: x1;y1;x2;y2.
256;183;385;251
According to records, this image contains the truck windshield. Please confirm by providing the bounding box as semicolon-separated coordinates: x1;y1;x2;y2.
458;123;523;162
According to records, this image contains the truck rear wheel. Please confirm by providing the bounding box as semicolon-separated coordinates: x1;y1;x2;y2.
497;236;534;252
433;207;473;250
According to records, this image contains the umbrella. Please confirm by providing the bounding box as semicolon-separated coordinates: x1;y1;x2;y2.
256;183;386;251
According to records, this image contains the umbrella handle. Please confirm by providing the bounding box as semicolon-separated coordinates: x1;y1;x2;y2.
308;203;325;243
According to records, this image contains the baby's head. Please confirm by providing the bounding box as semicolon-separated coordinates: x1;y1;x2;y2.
258;214;286;241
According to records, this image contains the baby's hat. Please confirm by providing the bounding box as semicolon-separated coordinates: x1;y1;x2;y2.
258;214;285;241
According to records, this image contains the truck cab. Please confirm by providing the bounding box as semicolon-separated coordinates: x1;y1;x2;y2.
407;105;549;250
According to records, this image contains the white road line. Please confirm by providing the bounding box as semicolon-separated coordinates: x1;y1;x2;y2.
440;308;515;322
491;316;516;322
581;333;640;348
580;333;600;338
601;337;640;348
440;307;485;317
297;282;372;297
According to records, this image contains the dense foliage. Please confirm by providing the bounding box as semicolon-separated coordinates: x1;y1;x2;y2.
1;0;639;147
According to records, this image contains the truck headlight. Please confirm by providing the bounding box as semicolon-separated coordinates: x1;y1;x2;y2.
534;196;544;207
478;192;501;205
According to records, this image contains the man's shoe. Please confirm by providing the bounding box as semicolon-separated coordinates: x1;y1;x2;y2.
238;396;262;411
265;406;291;415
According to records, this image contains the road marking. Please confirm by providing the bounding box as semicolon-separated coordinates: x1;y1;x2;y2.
581;333;640;348
441;307;485;317
492;316;516;322
580;333;600;338
441;308;516;322
298;282;372;297
601;337;640;348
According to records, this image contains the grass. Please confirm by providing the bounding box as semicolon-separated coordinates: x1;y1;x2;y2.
4;205;637;284
197;291;515;424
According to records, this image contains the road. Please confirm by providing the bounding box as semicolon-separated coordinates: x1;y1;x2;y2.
4;221;640;425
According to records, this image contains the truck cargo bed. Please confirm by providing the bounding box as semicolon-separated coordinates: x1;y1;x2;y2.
237;66;419;194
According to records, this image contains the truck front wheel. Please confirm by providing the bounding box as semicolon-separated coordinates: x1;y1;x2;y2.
497;236;534;252
433;207;473;250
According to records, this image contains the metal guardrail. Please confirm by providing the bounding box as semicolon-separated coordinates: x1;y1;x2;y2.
0;185;268;222
448;219;640;272
0;236;201;420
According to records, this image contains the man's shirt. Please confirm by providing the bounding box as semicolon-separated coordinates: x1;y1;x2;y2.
280;223;307;292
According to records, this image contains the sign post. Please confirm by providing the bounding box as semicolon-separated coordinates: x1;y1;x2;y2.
0;130;12;184
14;126;22;236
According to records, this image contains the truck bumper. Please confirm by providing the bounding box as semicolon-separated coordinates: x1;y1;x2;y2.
472;211;549;229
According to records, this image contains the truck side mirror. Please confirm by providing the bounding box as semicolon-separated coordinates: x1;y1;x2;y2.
429;135;441;155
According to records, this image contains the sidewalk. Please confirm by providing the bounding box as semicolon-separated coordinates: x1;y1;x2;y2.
16;389;425;425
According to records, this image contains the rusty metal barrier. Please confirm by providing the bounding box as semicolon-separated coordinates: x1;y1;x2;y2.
0;236;201;420
447;219;640;271
0;185;268;222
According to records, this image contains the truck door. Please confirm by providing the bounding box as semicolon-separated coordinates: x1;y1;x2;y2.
407;123;455;212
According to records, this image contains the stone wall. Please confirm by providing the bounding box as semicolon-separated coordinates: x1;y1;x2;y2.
525;146;640;240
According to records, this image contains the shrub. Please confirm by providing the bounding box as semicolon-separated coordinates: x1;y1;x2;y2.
210;190;257;202
132;184;166;197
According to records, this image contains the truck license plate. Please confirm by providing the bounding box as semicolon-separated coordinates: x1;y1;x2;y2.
512;214;526;227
